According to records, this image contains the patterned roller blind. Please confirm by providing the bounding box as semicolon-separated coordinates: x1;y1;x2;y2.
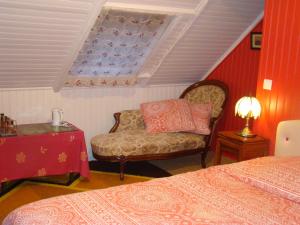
70;9;172;79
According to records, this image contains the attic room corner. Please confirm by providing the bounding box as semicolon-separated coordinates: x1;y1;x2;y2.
2;1;300;224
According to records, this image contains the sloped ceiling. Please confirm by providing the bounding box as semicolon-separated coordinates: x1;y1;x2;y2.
0;0;264;90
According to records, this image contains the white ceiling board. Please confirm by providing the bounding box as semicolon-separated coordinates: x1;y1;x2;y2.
0;7;89;20
0;0;91;13
149;0;264;84
0;0;264;89
0;0;98;88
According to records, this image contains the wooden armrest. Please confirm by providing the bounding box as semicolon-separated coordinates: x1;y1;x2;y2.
205;111;224;148
109;112;121;133
109;110;145;133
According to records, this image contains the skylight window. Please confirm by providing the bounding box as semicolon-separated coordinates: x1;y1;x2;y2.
68;8;172;86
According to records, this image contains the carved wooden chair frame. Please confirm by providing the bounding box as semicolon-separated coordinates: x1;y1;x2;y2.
92;80;228;180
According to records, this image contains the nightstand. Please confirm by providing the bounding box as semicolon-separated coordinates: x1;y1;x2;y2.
213;131;269;165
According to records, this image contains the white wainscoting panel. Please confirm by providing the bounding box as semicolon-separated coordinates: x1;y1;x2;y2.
0;84;188;159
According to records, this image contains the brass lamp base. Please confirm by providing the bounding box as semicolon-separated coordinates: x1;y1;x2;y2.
236;126;256;138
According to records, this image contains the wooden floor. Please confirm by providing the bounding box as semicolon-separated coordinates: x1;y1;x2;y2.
150;151;235;175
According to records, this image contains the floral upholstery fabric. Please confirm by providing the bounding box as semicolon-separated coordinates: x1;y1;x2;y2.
114;84;226;132
91;82;226;159
183;85;226;118
116;110;145;132
91;129;205;157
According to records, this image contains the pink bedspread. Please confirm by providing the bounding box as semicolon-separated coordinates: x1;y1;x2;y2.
3;156;300;225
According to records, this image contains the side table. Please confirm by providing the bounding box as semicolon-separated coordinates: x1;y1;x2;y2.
213;131;269;165
0;122;90;196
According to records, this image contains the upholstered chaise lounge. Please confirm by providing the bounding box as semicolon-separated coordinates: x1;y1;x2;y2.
91;80;228;180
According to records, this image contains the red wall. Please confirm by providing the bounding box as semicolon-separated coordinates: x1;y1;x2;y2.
254;0;300;153
206;22;263;140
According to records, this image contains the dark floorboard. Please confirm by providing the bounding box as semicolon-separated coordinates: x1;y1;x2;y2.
0;161;170;196
89;160;171;178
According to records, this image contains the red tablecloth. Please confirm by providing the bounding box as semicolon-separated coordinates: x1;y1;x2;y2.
0;126;90;184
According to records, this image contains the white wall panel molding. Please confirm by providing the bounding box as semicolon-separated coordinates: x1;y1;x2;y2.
0;84;188;159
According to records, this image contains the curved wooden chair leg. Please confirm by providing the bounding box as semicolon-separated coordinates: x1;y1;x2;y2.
119;157;126;181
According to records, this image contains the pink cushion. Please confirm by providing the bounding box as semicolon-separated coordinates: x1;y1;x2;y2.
189;103;212;135
141;99;195;133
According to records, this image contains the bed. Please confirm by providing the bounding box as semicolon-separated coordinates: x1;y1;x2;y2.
3;120;300;225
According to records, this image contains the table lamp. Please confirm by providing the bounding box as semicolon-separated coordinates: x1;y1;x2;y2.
235;96;261;138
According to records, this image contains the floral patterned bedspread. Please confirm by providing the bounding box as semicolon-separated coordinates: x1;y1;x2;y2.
3;156;300;225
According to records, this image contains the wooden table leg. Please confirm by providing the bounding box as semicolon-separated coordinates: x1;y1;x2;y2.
0;180;23;197
213;140;222;165
118;156;127;181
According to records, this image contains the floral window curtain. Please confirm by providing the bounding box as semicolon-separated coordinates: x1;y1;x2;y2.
66;9;171;87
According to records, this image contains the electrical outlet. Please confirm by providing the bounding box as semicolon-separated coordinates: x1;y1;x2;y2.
263;79;272;90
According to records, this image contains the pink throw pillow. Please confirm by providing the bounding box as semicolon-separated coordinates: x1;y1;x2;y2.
141;99;195;133
189;103;212;135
